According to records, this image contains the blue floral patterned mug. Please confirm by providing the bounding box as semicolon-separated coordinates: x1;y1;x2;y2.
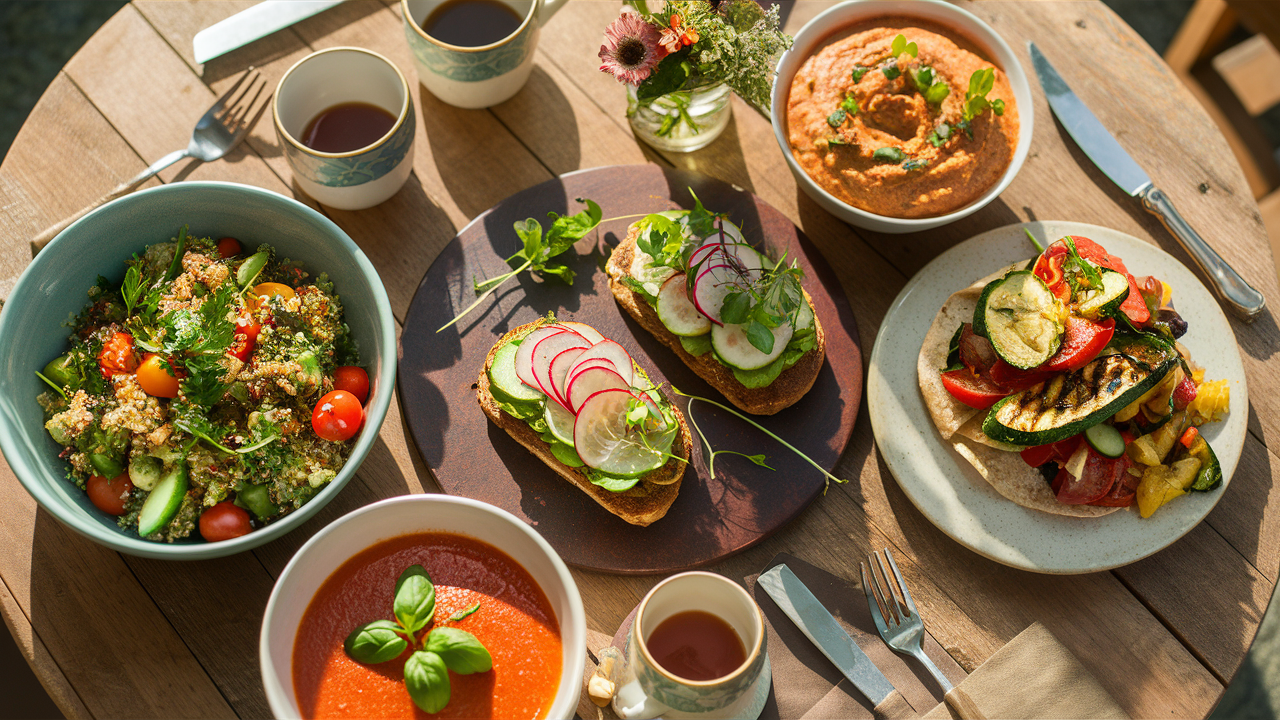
273;47;415;211
401;0;568;109
613;572;771;720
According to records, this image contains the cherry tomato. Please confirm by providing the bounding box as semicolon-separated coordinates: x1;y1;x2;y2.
236;309;262;344
97;332;139;378
136;354;180;398
312;390;363;442
1039;317;1114;373
333;366;370;404
940;368;1006;410
226;309;262;362
199;501;252;542
1172;375;1198;410
249;282;295;310
216;237;242;259
87;472;133;516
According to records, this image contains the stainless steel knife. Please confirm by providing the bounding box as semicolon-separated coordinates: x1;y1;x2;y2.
1028;41;1266;321
193;0;346;64
758;565;904;713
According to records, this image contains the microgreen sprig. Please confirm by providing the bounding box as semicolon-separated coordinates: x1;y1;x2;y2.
961;67;1005;122
437;198;602;332
344;565;492;715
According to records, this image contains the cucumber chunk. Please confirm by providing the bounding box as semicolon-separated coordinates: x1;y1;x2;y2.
137;462;189;537
974;270;1064;369
128;455;164;492
1084;423;1125;458
489;341;544;403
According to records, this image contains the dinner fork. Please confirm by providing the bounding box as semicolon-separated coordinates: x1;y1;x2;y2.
32;67;270;251
862;549;986;720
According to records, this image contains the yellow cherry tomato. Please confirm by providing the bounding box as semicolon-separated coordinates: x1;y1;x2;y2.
136;354;180;398
250;282;296;309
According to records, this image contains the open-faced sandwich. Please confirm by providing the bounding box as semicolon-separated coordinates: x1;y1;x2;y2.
918;234;1230;518
604;197;825;415
477;316;691;526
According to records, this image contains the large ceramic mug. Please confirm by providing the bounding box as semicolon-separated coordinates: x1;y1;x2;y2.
401;0;567;108
613;572;771;720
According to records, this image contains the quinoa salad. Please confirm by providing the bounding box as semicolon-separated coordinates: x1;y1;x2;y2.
36;228;370;543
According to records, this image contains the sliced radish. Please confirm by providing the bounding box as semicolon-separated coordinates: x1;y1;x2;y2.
549;347;587;406
555;321;604;345
567;366;630;413
572;389;672;477
567;340;634;387
515;326;568;390
693;263;748;326
567;357;618;388
657;273;711;336
532;332;591;403
689;242;730;270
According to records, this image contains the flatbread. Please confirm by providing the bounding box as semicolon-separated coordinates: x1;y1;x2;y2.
918;262;1121;518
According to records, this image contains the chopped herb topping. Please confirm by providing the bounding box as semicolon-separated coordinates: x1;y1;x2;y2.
963;67;1005;122
826;108;847;128
872;147;906;163
840;94;859;114
851;65;869;82
928;122;952;147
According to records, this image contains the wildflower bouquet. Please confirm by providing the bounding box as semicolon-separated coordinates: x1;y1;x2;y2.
598;0;791;143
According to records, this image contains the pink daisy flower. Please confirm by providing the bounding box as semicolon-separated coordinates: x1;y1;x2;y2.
598;8;667;85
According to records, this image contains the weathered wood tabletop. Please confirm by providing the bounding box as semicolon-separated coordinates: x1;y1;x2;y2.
1;1;1278;718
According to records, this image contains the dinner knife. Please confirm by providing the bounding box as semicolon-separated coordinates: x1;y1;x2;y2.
193;0;346;64
1028;41;1266;322
758;565;912;719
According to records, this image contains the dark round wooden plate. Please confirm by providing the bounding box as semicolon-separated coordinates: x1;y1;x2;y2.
398;165;861;574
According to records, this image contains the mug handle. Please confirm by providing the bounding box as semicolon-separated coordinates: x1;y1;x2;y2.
612;677;672;720
537;0;569;23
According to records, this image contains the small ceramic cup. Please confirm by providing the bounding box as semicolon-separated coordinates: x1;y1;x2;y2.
401;0;567;109
273;47;415;211
612;572;771;720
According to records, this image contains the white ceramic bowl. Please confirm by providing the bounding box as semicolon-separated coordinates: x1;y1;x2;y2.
770;0;1034;234
260;495;587;718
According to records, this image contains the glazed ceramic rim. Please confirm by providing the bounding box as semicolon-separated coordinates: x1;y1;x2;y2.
259;493;587;718
0;181;397;559
633;571;765;687
770;0;1035;229
272;46;411;160
400;0;535;53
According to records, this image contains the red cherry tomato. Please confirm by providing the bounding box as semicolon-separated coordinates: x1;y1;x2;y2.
136;354;180;398
216;237;242;259
1172;375;1198;411
228;309;262;362
312;390;363;442
87;472;133;515
199;501;252;542
333;366;370;404
1040;317;1114;373
940;368;1006;410
97;332;139;378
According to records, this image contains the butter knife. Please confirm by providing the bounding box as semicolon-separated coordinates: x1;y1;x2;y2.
1029;41;1266;321
758;565;913;719
194;0;346;64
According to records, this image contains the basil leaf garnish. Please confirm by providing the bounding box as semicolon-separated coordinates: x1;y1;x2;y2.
393;565;436;634
404;650;450;714
343;620;408;664
873;147;906;163
426;627;494;675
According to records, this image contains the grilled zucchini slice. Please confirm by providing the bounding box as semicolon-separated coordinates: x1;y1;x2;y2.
1075;270;1129;319
973;271;1065;369
982;333;1179;446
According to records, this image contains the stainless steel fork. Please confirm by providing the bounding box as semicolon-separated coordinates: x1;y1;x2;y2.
862;548;986;720
32;67;270;250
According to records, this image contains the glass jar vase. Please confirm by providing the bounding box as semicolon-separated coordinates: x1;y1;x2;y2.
627;82;732;153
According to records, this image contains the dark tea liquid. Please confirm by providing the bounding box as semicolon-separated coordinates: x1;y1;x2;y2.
424;0;524;47
646;610;747;681
300;102;396;153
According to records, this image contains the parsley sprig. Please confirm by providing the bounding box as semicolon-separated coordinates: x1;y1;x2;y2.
437;199;602;332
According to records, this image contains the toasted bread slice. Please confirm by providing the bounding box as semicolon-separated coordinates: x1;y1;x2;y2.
605;223;826;415
477;321;691;527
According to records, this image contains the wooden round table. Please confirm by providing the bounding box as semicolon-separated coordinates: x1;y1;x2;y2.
0;2;1276;718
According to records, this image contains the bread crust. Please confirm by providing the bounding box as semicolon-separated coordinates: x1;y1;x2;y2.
477;320;691;526
605;224;826;415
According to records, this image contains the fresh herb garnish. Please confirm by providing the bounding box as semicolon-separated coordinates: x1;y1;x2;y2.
840;94;859;114
881;59;901;80
437;198;602;332
827;108;847;128
890;33;918;59
873;147;906;163
716;257;806;355
928;122;952;147
851;65;869;82
912;66;949;104
1024;228;1046;253
448;603;481;622
962;67;1005;122
344;565;493;715
1060;235;1103;295
164;226;188;283
902;158;930;171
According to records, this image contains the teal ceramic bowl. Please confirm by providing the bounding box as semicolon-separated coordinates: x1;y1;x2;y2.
0;182;396;559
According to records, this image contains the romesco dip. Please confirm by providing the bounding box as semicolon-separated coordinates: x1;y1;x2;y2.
786;20;1019;218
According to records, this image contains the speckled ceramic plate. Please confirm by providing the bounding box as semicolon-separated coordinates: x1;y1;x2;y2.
867;222;1248;574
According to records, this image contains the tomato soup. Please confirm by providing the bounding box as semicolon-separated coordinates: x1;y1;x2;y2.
293;532;562;719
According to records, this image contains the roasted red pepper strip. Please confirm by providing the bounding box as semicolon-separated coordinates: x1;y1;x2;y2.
97;332;139;378
940;368;1007;409
1040;317;1114;373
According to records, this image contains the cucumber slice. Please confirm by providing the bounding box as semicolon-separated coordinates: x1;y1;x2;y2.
711;321;795;371
489;341;544;403
137;462;189;537
974;270;1064;369
128;455;164;492
1076;270;1130;319
1084;423;1125;458
544;401;576;447
573;389;671;478
657;273;711;336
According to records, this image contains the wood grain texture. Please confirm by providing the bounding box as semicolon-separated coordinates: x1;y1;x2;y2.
0;1;1276;718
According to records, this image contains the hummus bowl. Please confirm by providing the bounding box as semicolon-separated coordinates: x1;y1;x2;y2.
772;0;1033;234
